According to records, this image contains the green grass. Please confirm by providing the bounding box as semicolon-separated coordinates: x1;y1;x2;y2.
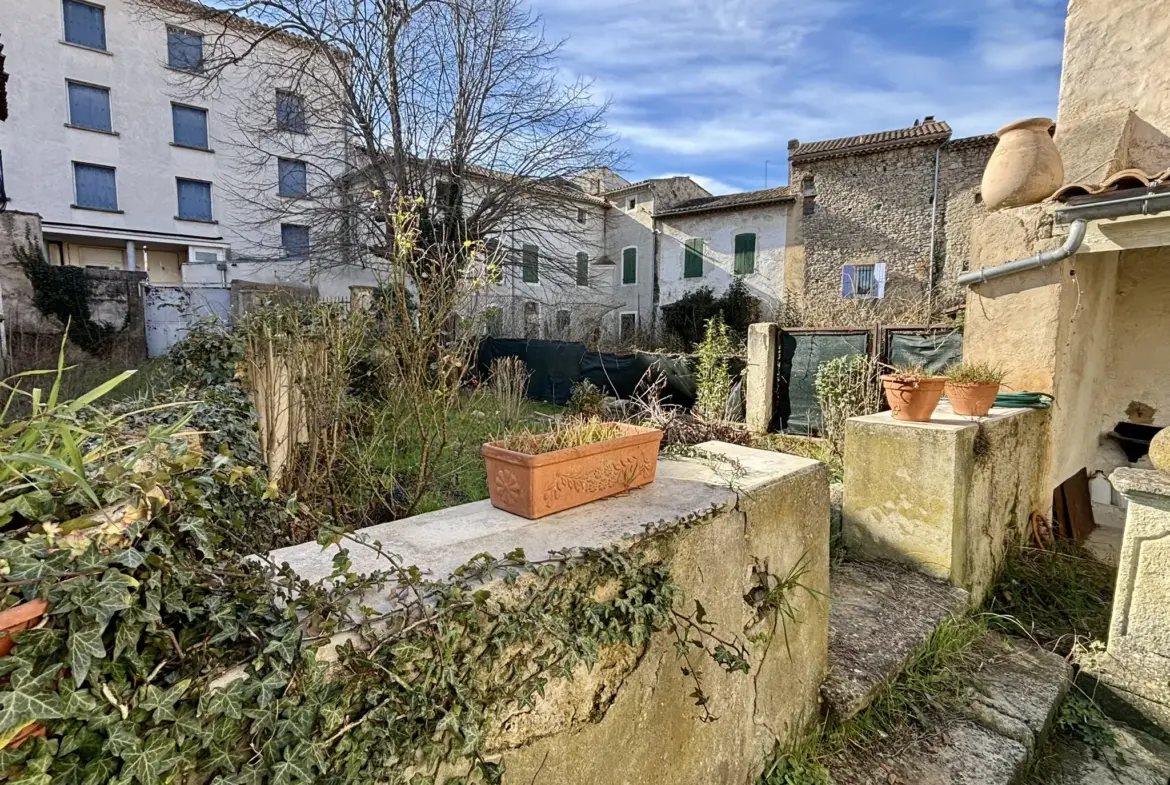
751;434;842;482
759;616;988;784
982;540;1115;654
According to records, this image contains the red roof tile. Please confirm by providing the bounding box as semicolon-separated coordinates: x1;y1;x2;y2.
655;186;795;217
789;121;953;163
1051;168;1170;202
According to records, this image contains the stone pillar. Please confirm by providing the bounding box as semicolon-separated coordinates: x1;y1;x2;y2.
745;322;776;434
1097;468;1170;733
842;402;1048;604
125;240;137;271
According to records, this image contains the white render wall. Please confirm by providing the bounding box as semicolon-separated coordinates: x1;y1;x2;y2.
658;203;790;319
0;0;356;295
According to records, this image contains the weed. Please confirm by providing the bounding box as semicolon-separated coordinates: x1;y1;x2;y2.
752;433;842;482
567;379;607;418
695;315;736;421
1056;690;1116;751
494;418;625;455
813;354;883;463
758;746;830;785
945;361;1007;385
983;541;1115;654
487;357;530;426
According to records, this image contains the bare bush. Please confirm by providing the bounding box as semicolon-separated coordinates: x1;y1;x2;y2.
813;354;884;462
627;372;751;448
487;357;530;426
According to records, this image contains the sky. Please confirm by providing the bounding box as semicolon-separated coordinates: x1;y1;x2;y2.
529;0;1068;195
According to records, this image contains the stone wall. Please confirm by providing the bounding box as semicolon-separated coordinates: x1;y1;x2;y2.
270;443;831;785
790;138;993;323
0;210;148;374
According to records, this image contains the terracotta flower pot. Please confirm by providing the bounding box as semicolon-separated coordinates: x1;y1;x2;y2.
0;600;49;750
881;376;946;423
0;600;47;657
483;423;663;519
945;382;1001;417
981;117;1063;211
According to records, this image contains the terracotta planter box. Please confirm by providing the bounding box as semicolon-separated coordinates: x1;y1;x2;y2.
945;382;1000;417
483;423;663;519
0;600;49;750
881;376;946;422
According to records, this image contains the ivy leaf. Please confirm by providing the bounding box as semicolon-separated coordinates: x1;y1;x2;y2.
272;757;314;785
0;667;64;735
198;679;247;720
122;733;179;784
254;670;287;708
80;757;120;785
262;629;301;665
114;549;145;570
8;629;63;660
67;623;106;687
135;679;189;724
112;622;142;662
102;721;139;758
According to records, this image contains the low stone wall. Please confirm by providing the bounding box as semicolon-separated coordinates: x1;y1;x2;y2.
269;442;831;785
842;402;1049;604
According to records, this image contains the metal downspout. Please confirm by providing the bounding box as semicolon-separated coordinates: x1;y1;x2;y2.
957;218;1088;287
926;144;942;311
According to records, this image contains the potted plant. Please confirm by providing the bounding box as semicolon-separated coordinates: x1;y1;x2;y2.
945;362;1007;417
880;364;946;423
483;419;663;519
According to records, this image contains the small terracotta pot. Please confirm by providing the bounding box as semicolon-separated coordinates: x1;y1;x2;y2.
981;117;1063;211
0;600;49;750
945;382;1000;417
483;423;663;519
0;600;47;657
881;376;946;422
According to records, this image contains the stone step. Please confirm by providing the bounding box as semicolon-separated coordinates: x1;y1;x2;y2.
826;634;1072;785
822;558;969;722
1031;715;1170;785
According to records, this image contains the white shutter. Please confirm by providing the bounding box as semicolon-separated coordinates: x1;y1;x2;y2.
874;262;888;299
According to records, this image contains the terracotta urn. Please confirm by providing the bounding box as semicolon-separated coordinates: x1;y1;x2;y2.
1150;428;1170;473
881;376;946;423
980;118;1063;211
945;382;1000;418
483;423;662;519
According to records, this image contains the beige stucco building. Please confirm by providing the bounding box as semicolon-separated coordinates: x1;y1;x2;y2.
961;0;1170;507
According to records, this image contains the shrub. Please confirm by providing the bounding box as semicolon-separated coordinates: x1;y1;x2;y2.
166;318;244;387
487;356;530;426
567;379;606;417
814;355;883;461
661;277;762;350
695;316;736;421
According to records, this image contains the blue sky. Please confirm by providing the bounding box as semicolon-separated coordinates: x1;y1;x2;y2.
530;0;1068;195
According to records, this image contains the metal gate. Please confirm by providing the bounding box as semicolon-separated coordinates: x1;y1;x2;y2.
144;285;231;358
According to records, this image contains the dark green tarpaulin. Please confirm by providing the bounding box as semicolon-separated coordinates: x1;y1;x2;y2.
476;339;697;407
772;331;870;434
886;330;963;375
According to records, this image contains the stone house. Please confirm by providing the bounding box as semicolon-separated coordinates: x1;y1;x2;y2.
786;120;996;323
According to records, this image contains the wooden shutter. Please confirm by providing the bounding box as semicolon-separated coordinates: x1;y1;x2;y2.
622;247;637;284
522;245;539;283
684;239;704;278
576;252;589;286
734;233;756;274
841;265;856;297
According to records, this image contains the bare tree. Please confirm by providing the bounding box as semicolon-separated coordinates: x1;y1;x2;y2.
132;0;624;304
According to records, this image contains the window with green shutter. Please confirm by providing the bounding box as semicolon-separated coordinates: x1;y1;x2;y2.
576;251;589;286
734;233;756;274
522;244;539;283
683;238;704;278
622;247;637;284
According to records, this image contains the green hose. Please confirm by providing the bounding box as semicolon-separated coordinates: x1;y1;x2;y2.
993;391;1054;409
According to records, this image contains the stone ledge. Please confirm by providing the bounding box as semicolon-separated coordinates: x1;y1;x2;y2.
1111;467;1170;499
848;399;1038;431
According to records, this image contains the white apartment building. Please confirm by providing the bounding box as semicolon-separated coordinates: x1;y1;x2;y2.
0;0;363;297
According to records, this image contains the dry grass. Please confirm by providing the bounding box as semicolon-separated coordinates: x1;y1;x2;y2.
945;361;1007;385
486;357;530;426
494;418;625;455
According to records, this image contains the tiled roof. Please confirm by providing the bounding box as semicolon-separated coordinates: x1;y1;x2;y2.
789;121;953;163
144;0;337;54
603;176;703;197
1051;168;1170;202
946;133;998;151
655;186;796;217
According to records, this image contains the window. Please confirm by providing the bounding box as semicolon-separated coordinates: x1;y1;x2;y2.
176;178;213;221
66;82;111;132
801;176;816;197
282;224;311;259
521;244;539;283
523;301;540;339
576;207;587;224
733;233;756;275
620;312;637;342
275;90;307;133
622;247;637;285
627;197;636;210
73;162;117;210
435;179;459;207
803;201;816;217
683;238;704;278
63;0;106;51
484;307;503;337
556;309;571;335
278;158;308;197
841;263;886;299
167;27;203;72
171;104;209;149
575;251;589;287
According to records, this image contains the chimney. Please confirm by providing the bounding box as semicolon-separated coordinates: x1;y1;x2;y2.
923;115;935;123
787;139;800;151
